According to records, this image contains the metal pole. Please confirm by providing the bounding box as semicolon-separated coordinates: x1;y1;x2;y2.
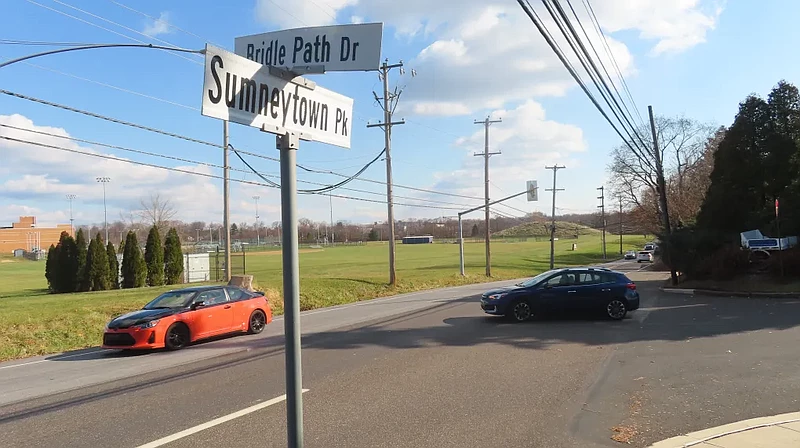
619;198;623;255
545;166;565;269
66;194;76;235
329;192;334;244
223;120;231;281
474;117;501;277
597;186;606;260
253;195;261;247
458;213;465;276
96;177;110;242
278;132;304;447
649;105;678;285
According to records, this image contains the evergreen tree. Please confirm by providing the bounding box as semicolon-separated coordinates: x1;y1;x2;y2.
45;243;59;293
471;224;480;237
144;225;165;286
163;227;184;285
86;234;110;291
57;233;79;293
368;228;379;241
230;223;238;237
106;241;120;289
118;236;125;254
121;231;146;288
75;228;89;292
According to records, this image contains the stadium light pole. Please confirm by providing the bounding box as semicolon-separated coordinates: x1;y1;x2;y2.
66;194;76;235
253;195;261;246
96;177;110;242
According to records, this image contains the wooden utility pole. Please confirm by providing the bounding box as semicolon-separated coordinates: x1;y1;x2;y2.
474;117;502;277
597;186;606;260
649;105;678;285
545;165;566;269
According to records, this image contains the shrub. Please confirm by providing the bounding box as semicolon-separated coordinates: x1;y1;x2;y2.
106;241;120;289
45;243;59;292
121;231;146;288
75;229;88;292
86;235;110;291
144;226;165;287
164;227;184;285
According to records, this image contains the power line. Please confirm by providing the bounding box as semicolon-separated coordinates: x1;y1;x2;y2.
0;39;96;46
107;0;225;48
0;88;485;202
23;0;200;65
0;135;465;212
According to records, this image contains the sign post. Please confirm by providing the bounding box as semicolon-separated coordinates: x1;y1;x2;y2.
201;37;365;447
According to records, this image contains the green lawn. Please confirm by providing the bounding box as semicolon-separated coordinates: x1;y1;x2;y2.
0;236;645;361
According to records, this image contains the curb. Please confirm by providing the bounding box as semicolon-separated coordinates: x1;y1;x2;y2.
648;411;800;448
661;287;800;299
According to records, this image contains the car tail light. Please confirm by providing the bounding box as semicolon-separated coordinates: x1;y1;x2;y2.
626;283;637;291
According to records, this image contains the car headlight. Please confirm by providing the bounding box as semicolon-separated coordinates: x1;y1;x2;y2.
487;293;506;301
134;319;160;330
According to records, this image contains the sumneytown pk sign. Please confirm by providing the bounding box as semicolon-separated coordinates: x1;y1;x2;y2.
234;22;383;72
201;44;354;148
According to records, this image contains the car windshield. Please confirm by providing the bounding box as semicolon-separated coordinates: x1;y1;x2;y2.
516;270;563;288
143;291;198;309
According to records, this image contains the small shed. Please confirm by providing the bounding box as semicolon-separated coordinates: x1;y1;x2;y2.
12;248;24;257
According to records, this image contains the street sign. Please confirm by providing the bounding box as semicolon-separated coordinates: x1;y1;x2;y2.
527;180;539;201
201;44;354;148
234;23;383;73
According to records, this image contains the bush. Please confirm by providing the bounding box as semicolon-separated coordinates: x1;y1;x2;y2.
163;227;184;285
45;243;59;292
766;247;800;277
121;231;146;288
659;227;732;280
106;241;119;289
702;244;751;281
56;233;79;293
144;226;165;287
86;235;111;291
75;229;88;292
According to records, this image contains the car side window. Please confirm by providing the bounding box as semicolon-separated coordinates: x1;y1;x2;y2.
225;287;249;301
577;272;601;285
197;289;228;306
599;273;616;284
544;272;576;287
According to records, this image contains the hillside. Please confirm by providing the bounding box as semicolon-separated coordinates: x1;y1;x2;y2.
494;221;600;238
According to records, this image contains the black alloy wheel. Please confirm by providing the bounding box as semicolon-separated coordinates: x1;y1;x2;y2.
165;323;190;350
508;300;533;322
606;299;627;321
248;310;267;334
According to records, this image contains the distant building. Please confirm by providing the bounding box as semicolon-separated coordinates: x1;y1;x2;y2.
402;235;434;244
0;216;73;254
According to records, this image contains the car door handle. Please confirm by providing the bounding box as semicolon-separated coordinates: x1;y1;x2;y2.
567;290;577;294
601;288;611;292
224;305;232;309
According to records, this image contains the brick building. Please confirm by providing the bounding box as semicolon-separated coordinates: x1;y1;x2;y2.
0;216;73;254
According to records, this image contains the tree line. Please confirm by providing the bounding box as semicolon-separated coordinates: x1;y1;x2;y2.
45;226;184;294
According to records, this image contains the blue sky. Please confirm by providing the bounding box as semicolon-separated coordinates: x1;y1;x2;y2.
1;0;797;230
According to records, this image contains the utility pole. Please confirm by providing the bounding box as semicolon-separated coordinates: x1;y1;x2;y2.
474;116;502;277
66;194;76;236
223;121;232;281
329;192;334;245
649;105;678;285
545;165;566;269
252;195;260;247
618;197;623;255
96;177;110;243
367;59;408;286
597;186;606;260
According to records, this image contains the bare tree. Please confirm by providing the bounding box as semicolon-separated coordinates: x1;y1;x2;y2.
609;116;716;229
138;193;178;229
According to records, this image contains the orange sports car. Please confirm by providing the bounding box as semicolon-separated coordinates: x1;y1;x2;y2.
102;285;272;351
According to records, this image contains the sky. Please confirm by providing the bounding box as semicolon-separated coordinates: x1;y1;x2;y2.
1;0;799;231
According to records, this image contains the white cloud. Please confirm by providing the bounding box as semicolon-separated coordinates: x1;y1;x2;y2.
254;0;356;28
350;15;364;24
0;114;228;226
142;11;173;38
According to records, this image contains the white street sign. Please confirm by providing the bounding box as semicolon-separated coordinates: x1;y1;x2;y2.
234;23;383;73
527;180;539;202
201;44;354;148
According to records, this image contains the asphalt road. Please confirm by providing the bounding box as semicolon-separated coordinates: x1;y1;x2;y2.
2;260;799;448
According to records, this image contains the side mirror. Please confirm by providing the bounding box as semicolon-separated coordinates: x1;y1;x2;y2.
543;284;553;290
190;300;205;310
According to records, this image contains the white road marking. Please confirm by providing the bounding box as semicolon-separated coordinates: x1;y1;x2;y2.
135;389;309;448
0;348;110;370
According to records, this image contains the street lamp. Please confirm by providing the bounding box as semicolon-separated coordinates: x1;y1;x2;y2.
96;177;110;242
66;194;76;235
253;195;261;246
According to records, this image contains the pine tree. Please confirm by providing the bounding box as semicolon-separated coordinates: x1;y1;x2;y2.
45;243;59;292
121;231;146;288
144;225;165;286
163;227;184;285
75;228;89;292
57;233;79;293
118;236;125;254
106;241;120;289
86;234;110;291
368;228;379;241
471;224;479;237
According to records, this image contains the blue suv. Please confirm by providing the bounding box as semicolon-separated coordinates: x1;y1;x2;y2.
480;268;640;322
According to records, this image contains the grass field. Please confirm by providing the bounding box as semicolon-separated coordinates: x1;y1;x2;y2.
0;236;645;361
